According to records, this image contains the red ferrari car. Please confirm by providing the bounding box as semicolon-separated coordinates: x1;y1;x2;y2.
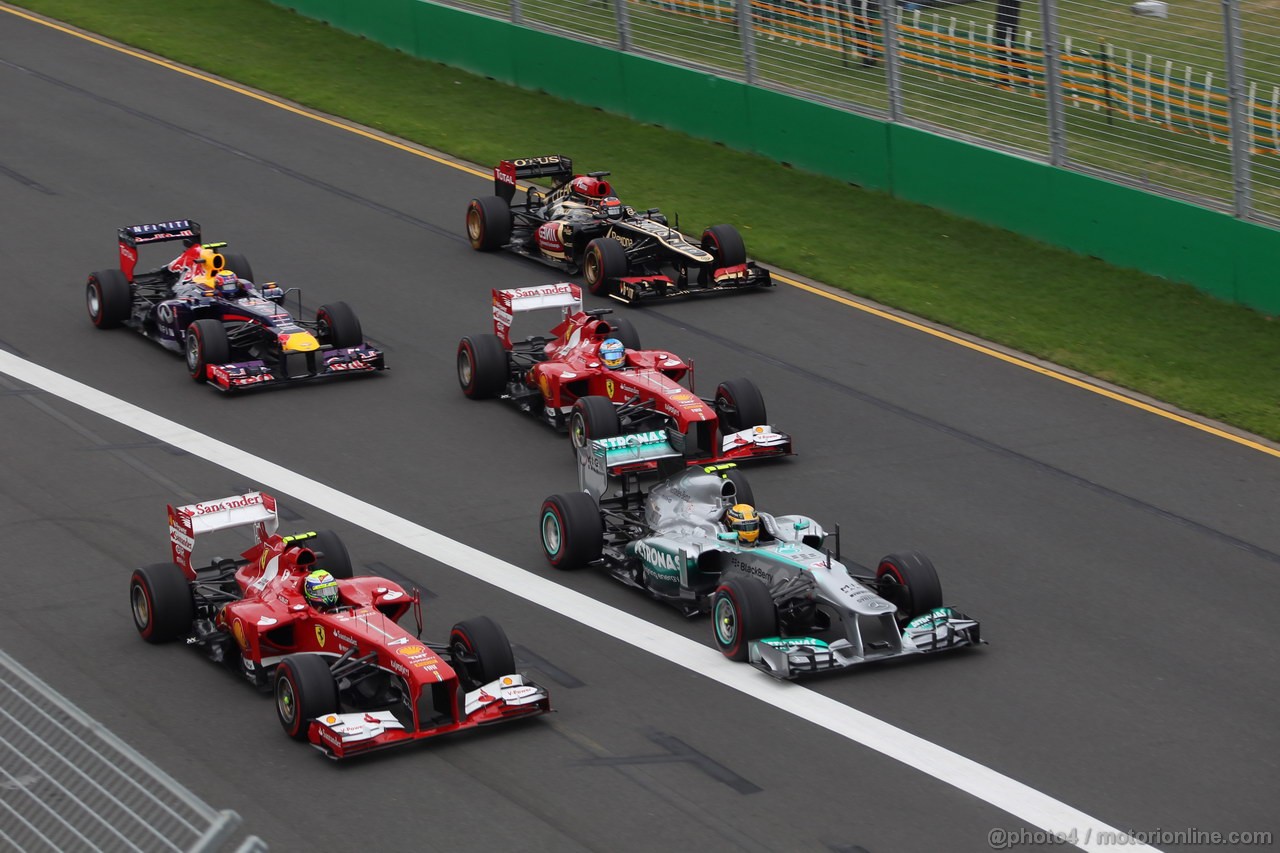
128;492;550;759
456;283;791;464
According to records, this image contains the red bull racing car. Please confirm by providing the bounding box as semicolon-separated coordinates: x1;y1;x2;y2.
465;155;773;303
128;492;550;758
457;282;791;465
86;219;385;391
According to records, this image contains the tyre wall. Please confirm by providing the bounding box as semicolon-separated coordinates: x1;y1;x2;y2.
270;0;1280;314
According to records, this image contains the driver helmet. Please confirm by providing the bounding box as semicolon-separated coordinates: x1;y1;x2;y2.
570;175;612;201
600;197;624;221
303;569;339;609
214;270;240;297
726;504;761;545
599;338;626;369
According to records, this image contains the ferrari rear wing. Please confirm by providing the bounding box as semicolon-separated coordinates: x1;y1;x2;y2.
492;283;583;347
493;155;573;202
578;431;682;499
168;491;279;579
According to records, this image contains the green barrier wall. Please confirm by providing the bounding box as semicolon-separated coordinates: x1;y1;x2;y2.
271;0;1280;314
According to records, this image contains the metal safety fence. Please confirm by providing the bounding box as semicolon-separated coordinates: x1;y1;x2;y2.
0;649;265;853
450;0;1280;222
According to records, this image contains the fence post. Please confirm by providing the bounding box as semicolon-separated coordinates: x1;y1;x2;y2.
1222;0;1251;218
511;0;522;26
737;0;756;84
883;3;901;122
1038;0;1066;165
614;0;631;51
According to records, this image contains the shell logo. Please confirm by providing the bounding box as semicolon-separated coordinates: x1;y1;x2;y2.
323;714;339;725
232;620;247;650
501;676;515;686
538;375;550;397
672;393;693;402
396;645;427;657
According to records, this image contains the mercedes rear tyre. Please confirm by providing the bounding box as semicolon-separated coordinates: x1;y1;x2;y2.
540;492;605;570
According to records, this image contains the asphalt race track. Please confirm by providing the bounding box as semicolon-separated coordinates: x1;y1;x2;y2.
1;9;1277;852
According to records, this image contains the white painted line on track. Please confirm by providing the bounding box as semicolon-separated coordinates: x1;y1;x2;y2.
0;349;1157;853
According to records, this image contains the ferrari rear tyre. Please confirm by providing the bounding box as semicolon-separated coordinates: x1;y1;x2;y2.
274;654;339;741
129;563;195;644
540;492;604;570
701;224;747;268
185;319;231;382
317;302;363;349
457;334;509;399
712;575;777;661
583;237;628;297
569;396;622;454
714;378;768;431
449;616;515;690
467;196;512;251
87;269;131;329
876;551;944;625
724;468;755;508
606;316;641;351
310;530;353;580
218;252;255;284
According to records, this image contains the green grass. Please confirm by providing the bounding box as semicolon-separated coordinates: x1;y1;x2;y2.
11;0;1280;440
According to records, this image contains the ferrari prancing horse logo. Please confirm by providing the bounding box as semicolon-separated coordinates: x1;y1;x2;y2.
315;625;326;647
606;379;615;397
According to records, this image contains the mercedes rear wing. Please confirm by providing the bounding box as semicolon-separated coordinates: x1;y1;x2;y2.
577;431;683;499
492;283;583;347
168;491;279;579
493;155;573;202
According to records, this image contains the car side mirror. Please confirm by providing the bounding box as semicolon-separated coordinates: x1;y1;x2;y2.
717;532;736;542
793;519;810;530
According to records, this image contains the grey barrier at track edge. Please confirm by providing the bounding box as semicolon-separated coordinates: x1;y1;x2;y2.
0;648;266;852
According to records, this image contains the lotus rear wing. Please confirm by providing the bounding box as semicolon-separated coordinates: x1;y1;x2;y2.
168;491;279;579
577;431;683;499
494;155;573;203
492;283;583;347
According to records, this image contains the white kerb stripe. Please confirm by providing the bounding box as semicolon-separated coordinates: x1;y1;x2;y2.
0;350;1157;853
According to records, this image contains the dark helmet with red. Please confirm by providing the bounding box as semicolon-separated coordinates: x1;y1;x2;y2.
600;197;624;221
570;175;613;201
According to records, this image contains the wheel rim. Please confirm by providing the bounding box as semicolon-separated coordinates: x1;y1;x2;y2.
466;207;482;244
316;311;331;344
87;283;101;319
185;332;200;372
569;413;588;449
584;249;600;285
457;348;474;388
130;584;150;630
276;677;297;726
541;509;563;557
713;596;738;646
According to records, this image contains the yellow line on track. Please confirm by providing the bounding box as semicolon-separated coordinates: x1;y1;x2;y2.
10;3;1278;460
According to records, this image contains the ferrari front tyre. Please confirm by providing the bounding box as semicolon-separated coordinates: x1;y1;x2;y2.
310;530;353;580
87;269;131;329
712;575;777;661
714;378;768;431
457;334;509;399
568;396;622;454
449;616;515;690
540;492;604;570
129;563;196;644
317;301;363;349
185;319;231;382
582;237;628;297
274;654;339;741
607;315;642;351
466;196;512;251
218;252;256;284
876;551;944;625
